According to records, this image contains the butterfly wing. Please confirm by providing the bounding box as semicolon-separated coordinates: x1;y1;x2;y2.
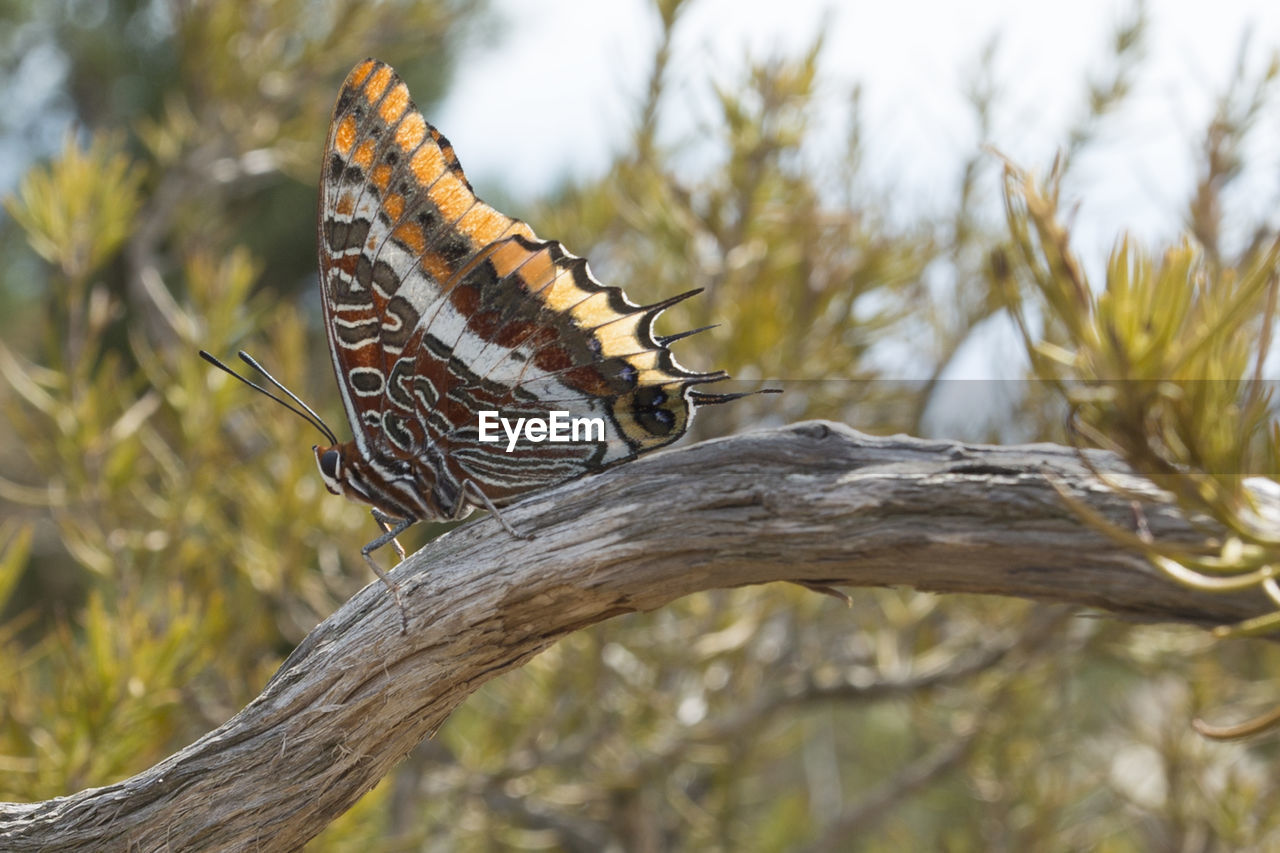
319;58;727;513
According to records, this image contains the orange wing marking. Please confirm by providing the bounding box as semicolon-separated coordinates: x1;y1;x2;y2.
349;59;377;89
383;192;405;220
410;145;445;187
393;222;427;255
364;64;393;103
427;170;475;222
352;139;376;171
396;113;426;152
456;206;512;247
379;83;409;124
334;116;358;156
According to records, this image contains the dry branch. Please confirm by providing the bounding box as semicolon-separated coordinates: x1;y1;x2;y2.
0;420;1271;850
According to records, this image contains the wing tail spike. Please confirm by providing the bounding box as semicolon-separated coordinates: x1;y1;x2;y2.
644;287;704;316
689;386;783;407
656;324;718;346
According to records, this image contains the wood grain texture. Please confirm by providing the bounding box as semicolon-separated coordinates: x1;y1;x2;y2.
0;420;1269;850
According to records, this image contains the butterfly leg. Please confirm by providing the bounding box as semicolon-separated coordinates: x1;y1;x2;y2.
371;507;408;561
461;479;533;541
363;514;414;633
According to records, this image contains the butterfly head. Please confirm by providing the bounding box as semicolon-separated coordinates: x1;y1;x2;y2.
314;444;342;494
313;441;426;523
314;442;365;501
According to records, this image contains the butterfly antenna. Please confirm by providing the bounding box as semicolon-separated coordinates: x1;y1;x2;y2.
199;350;340;446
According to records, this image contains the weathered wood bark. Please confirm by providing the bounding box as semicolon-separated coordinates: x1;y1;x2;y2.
0;421;1271;850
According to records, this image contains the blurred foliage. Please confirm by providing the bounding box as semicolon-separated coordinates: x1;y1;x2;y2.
998;18;1280;658
1001;159;1280;637
2;0;1280;850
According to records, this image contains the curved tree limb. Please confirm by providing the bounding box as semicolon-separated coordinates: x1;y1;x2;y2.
0;420;1271;850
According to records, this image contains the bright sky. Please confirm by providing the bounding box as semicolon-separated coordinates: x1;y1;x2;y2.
437;0;1280;255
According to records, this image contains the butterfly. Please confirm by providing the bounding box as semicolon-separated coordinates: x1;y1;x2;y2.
203;58;757;625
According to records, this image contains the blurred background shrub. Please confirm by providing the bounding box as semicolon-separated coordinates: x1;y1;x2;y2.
2;0;1280;848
